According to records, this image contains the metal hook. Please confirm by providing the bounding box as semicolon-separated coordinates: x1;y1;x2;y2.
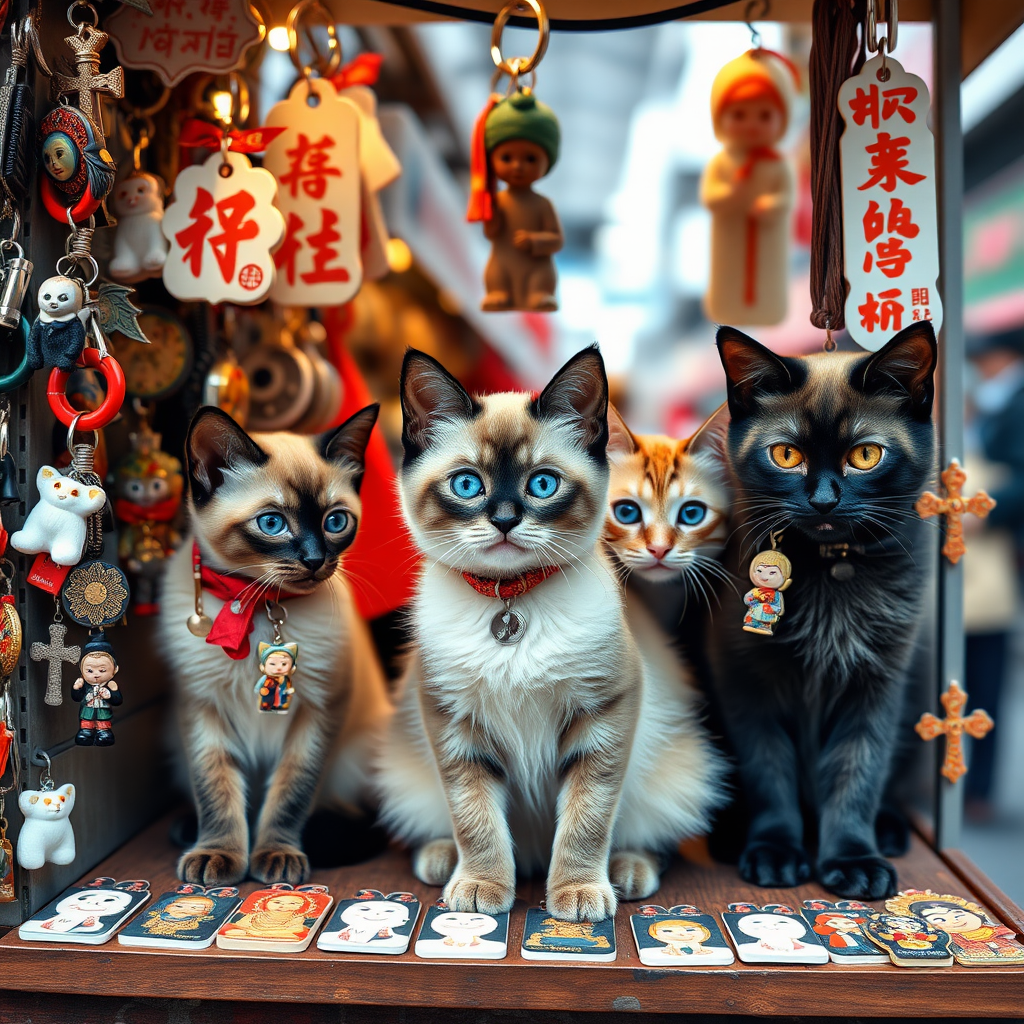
744;0;769;49
34;750;55;791
286;0;342;81
490;0;550;78
866;0;899;59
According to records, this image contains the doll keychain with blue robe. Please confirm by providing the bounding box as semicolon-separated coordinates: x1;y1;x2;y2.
742;530;792;637
255;600;297;715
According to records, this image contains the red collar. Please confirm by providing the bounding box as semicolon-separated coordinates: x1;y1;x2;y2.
193;541;305;661
460;565;560;601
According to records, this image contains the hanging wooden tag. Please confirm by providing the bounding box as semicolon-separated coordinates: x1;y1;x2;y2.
263;78;362;308
839;54;942;351
161;150;285;306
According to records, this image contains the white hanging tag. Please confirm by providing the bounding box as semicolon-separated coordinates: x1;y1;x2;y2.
263;78;363;308
341;85;402;192
839;54;942;351
161;150;285;305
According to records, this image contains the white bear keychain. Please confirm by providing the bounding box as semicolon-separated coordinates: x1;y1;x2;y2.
10;466;105;566
17;752;76;870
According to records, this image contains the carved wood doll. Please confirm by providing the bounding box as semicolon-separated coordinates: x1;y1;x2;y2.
700;49;798;326
468;90;563;312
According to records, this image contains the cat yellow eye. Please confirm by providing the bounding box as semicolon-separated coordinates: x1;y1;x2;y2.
848;443;883;470
769;443;804;469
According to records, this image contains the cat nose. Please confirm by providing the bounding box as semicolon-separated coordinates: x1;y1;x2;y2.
647;544;670;560
489;501;522;535
300;553;325;571
809;478;841;514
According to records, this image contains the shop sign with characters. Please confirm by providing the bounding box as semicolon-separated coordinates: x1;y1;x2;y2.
839;54;942;351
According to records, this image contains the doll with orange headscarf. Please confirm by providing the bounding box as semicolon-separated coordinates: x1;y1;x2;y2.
701;49;798;326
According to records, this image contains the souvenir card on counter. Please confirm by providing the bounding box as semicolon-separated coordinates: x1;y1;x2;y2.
118;883;241;949
861;908;953;967
520;906;616;962
801;900;888;964
18;877;149;944
317;889;421;954
721;903;829;965
885;889;1024;967
216;883;332;952
415;900;510;960
630;904;735;967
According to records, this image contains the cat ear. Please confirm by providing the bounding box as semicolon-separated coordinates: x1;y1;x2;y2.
850;321;937;419
532;344;609;457
400;349;477;461
606;404;637;458
716;326;798;418
185;407;269;507
320;404;379;492
685;402;729;457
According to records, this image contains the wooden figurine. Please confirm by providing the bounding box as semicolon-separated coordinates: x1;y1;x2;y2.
19;877;149;945
701;49;797;326
70;633;122;747
861;909;954;967
118;884;241;949
415;902;510;960
16;784;76;869
317;890;421;955
742;547;792;636
467;91;563;312
630;905;735;966
722;903;829;965
886;890;1024;966
801;900;887;964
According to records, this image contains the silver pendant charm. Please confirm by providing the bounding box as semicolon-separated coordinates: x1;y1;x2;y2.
490;600;526;645
830;561;855;581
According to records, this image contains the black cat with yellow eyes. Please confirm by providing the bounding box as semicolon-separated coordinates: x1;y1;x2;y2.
707;321;937;902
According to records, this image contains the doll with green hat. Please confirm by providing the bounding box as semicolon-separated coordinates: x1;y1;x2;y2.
467;89;564;312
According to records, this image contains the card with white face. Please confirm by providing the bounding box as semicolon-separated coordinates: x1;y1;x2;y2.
317;890;421;954
722;903;829;965
19;877;150;945
415;902;509;959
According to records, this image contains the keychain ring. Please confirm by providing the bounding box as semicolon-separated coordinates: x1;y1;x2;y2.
287;0;341;80
48;348;126;431
65;413;100;455
67;1;99;30
41;177;102;224
491;0;550;77
0;317;33;395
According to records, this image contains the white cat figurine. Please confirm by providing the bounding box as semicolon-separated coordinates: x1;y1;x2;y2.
109;172;168;282
11;466;106;566
17;784;76;869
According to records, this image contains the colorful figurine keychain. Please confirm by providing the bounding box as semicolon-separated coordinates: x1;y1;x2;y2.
467;0;563;313
256;633;298;715
0;670;19;901
742;530;792;636
70;632;121;747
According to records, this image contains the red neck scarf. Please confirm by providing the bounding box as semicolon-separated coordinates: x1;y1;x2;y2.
193;542;305;661
461;565;560;601
115;497;180;525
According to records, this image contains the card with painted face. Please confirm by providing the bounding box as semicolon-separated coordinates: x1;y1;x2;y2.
215;884;332;953
19;877;150;945
885;889;1024;967
801;900;888;965
520;906;616;962
630;904;735;966
861;909;954;967
316;890;421;954
721;903;829;965
415;901;510;960
118;883;241;949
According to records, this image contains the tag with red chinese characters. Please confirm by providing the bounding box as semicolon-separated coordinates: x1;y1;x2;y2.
161;150;285;305
263;78;362;308
839;55;942;351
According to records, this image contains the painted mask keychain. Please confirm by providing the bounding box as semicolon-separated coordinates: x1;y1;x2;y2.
17;752;76;871
256;605;298;715
467;0;563;313
742;530;792;636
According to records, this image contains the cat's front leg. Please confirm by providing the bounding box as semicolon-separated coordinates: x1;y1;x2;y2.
179;703;249;886
547;690;637;922
250;697;336;884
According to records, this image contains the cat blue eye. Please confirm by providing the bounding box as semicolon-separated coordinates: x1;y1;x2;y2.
256;512;288;536
324;510;349;534
613;500;642;524
678;502;707;526
450;472;484;499
527;472;560;499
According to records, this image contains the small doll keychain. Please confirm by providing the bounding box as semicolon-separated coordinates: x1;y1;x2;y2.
255;603;298;715
742;530;792;637
467;0;563;313
70;632;121;747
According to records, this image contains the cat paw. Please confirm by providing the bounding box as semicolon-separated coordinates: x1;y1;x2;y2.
442;875;515;916
413;839;458;886
546;880;618;922
875;807;910;857
609;850;660;901
738;841;812;888
250;845;310;885
178;847;247;886
818;854;898;900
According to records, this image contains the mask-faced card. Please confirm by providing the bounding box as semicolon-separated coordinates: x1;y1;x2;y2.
414;900;509;960
118;883;241;949
861;908;953;967
721;903;829;965
317;890;421;954
520;906;616;962
801;900;888;964
216;883;332;953
884;889;1024;967
19;877;150;945
630;904;734;966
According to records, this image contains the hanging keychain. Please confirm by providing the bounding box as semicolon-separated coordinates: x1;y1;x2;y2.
256;603;298;715
467;0;563;313
17;752;76;871
0;677;19;900
741;530;793;637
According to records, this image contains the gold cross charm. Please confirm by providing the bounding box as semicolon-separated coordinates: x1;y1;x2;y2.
915;680;994;784
914;459;996;565
49;25;124;134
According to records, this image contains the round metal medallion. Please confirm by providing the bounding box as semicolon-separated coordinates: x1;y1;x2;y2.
61;561;131;627
830;561;856;581
490;607;527;645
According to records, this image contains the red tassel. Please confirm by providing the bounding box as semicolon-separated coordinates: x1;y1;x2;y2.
466;94;500;223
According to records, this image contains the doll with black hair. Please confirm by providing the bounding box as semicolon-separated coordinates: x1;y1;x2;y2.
71;633;122;746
